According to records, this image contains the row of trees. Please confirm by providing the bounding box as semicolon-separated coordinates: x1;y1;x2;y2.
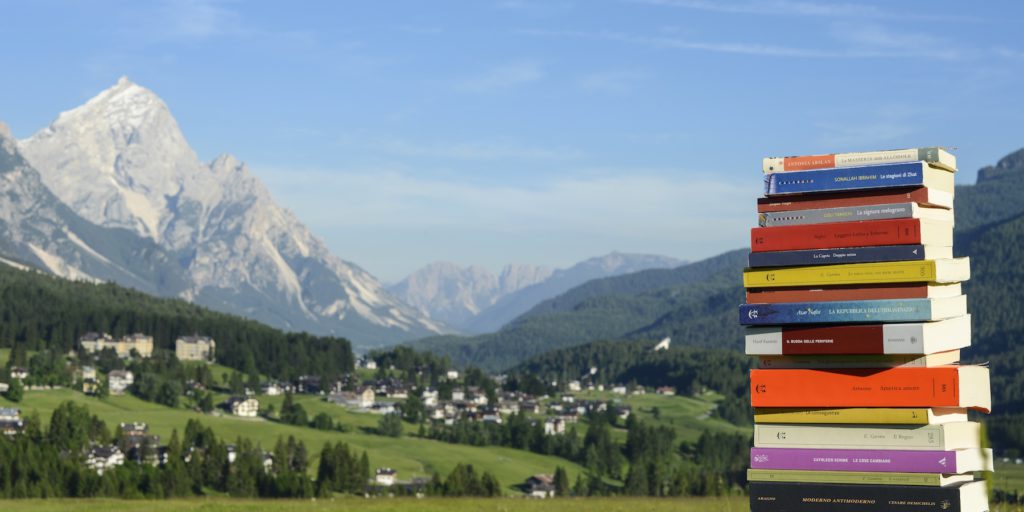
0;263;355;384
0;400;506;498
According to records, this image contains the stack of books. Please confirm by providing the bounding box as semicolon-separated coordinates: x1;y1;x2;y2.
741;148;993;512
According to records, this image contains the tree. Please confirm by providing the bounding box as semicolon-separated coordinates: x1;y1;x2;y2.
552;466;569;497
378;413;403;438
4;378;23;402
280;393;308;426
311;412;333;430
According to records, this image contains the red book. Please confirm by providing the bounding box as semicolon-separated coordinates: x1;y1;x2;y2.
750;218;951;253
744;316;971;356
749;366;990;412
757;187;952;213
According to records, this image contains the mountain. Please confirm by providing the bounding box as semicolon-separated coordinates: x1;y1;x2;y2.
465;252;683;333
14;77;442;348
412;148;1024;377
388;262;554;330
0;123;187;293
390;253;682;333
410;250;742;371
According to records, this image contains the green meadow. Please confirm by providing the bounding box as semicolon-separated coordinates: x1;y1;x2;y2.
0;389;588;492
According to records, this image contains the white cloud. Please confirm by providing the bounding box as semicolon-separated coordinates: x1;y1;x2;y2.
521;26;967;60
455;61;544;91
156;0;242;40
630;0;975;22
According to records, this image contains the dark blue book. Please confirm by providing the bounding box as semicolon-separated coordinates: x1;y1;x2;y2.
750;481;988;512
739;296;966;325
747;245;952;268
764;162;953;196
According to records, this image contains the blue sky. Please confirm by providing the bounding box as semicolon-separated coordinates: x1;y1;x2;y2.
2;1;1023;281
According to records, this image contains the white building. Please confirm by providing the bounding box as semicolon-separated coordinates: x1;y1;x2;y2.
226;397;259;417
375;468;397;486
80;332;153;359
108;370;134;395
445;370;459;380
261;382;283;396
86;445;125;475
80;366;97;381
422;388;439;407
9;367;28;380
567;380;581;392
611;385;627;395
175;335;216;362
544;418;565;436
451;390;465;402
525;474;555;498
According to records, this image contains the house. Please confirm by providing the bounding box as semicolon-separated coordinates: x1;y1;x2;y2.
611;385;627;395
86;445;125;475
525;474;556;498
224;397;260;417
261;382;283;396
481;408;502;424
567;380;581;392
657;386;676;396
360;358;378;370
80;366;97;381
0;419;23;436
369;402;396;415
451;390;465;402
0;408;18;422
445;370;459;380
616;406;632;421
9;367;28;380
175;335;216;362
80;332;153;358
108;370;134;395
82;379;98;395
422;388;439;407
0;383;7;393
329;386;375;409
297;375;321;394
543;418;565;436
375;467;398;486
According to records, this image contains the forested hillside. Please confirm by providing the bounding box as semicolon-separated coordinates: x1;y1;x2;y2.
0;263;354;380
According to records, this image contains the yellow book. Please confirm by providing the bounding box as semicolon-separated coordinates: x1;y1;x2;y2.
753;407;968;425
743;258;969;289
747;469;973;487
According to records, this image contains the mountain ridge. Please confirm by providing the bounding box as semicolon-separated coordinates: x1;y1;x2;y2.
12;77;443;347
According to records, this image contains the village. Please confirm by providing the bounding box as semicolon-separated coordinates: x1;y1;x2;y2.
0;332;681;497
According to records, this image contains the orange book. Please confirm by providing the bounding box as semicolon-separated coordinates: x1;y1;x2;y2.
750;366;990;413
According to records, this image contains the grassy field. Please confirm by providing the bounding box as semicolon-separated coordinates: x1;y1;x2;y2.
571;390;750;443
2;497;1024;512
0;497;753;511
0;389;590;493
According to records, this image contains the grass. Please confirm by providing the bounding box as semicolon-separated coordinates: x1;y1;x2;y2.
1;389;590;494
0;496;754;511
570;390;750;443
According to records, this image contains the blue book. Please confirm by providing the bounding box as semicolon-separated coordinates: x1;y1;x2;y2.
747;245;953;268
739;296;966;325
764;162;954;196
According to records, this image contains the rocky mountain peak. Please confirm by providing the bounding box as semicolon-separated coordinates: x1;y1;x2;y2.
977;148;1024;183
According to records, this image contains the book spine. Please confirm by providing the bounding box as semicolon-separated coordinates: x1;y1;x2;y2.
758;355;928;369
753;424;949;450
740;299;938;326
751;218;924;252
746;284;932;304
749;368;962;408
748;245;930;268
745;323;937;355
743;260;939;288
748;469;946;486
759;202;919;227
762;149;940;173
750;448;957;473
764;162;928;196
757;187;936;213
749;482;970;511
752;407;937;424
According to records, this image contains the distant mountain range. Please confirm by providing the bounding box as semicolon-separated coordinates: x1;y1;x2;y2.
3;77;444;348
411;148;1024;380
389;253;682;332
